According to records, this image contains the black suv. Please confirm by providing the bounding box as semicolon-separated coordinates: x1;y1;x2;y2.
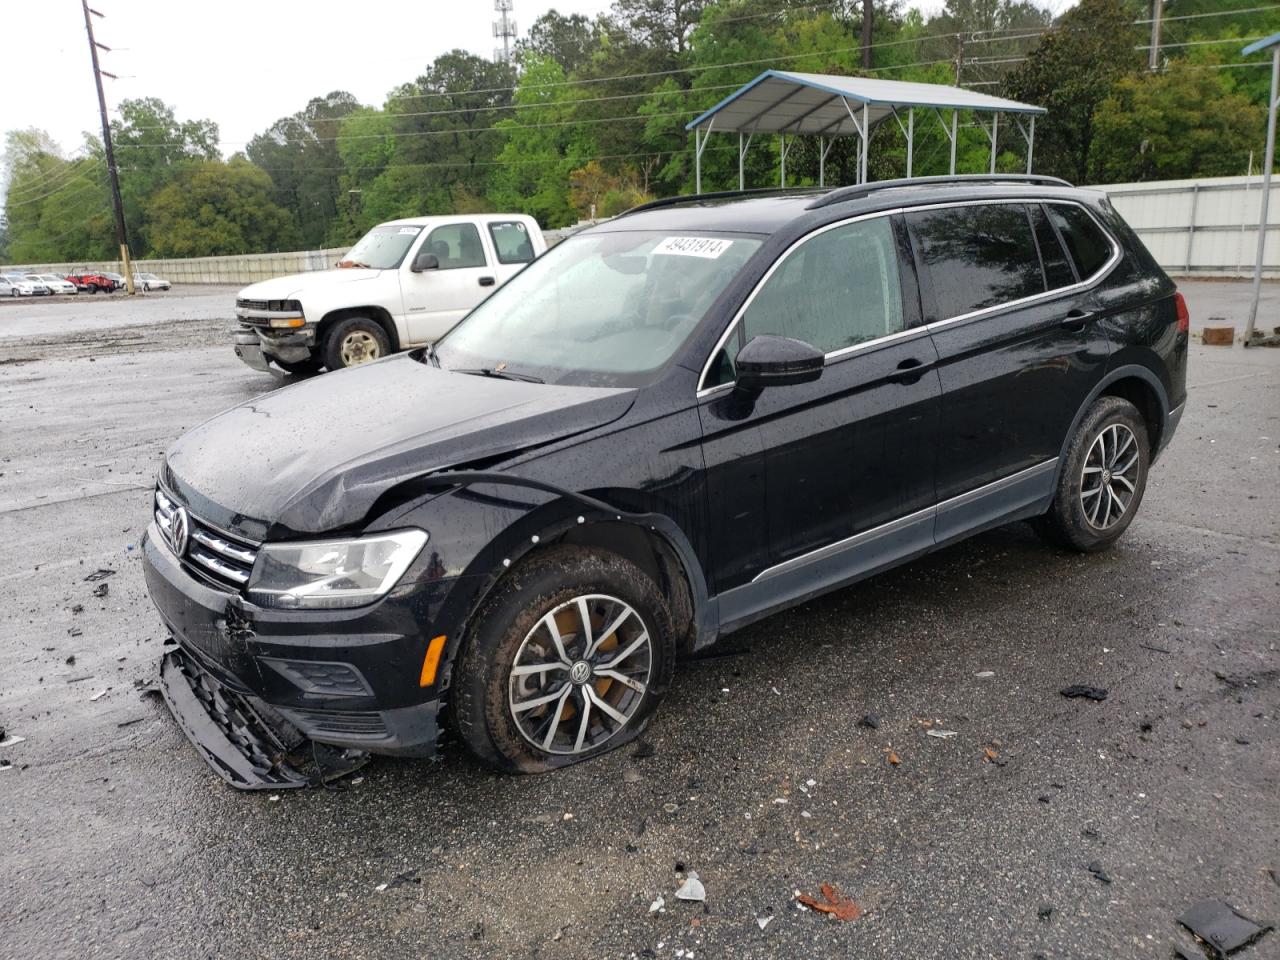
143;175;1188;787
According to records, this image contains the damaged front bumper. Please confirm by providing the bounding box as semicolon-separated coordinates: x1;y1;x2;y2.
233;322;317;372
143;529;446;789
159;646;369;789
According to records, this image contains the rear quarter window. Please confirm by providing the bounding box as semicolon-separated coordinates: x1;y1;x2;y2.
1047;203;1113;279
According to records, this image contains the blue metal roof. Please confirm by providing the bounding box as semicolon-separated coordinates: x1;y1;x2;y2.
685;70;1046;133
1242;32;1280;56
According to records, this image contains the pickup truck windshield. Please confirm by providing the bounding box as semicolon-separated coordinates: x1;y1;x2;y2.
435;230;763;387
339;224;422;270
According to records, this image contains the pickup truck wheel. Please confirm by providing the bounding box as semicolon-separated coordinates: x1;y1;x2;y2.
450;546;676;774
324;317;389;370
274;356;323;376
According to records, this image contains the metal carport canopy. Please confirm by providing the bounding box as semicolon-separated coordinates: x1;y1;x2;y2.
685;70;1048;192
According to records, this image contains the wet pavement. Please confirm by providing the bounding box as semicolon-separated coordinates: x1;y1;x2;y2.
1;282;1277;960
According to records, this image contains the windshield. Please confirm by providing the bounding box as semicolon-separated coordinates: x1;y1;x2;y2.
338;224;422;270
434;230;762;387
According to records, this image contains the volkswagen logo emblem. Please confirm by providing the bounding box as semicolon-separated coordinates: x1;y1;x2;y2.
169;505;191;558
569;660;592;685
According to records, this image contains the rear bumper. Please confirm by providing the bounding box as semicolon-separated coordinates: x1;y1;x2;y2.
143;529;444;771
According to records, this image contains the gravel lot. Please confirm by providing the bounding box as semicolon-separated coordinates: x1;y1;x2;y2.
1;281;1277;960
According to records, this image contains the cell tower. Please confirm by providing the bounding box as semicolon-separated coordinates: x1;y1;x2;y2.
493;0;516;64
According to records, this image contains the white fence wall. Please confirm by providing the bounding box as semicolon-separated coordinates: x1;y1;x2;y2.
1091;175;1280;279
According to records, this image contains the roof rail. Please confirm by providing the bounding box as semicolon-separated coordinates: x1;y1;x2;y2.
620;186;826;218
805;174;1074;210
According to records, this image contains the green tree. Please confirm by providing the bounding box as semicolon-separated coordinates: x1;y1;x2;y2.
247;91;362;249
1003;0;1144;183
1092;63;1266;181
3;129;113;262
521;11;600;74
144;158;299;257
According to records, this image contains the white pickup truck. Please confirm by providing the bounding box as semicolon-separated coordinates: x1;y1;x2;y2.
232;213;546;374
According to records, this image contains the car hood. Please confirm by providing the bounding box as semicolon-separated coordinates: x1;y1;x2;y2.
163;355;635;535
238;268;385;302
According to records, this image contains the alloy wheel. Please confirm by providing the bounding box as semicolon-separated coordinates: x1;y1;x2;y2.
507;593;652;755
339;330;380;366
1080;423;1140;530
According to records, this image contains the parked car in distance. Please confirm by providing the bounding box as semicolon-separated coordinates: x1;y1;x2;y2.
135;272;171;291
232;213;546;375
102;271;127;290
1;275;50;296
144;175;1188;789
66;270;117;294
28;273;78;295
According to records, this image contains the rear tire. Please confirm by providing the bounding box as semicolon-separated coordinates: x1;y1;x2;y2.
1036;396;1150;552
450;546;676;774
88;285;98;294
323;317;390;370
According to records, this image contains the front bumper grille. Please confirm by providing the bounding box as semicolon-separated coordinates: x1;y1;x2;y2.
155;487;260;591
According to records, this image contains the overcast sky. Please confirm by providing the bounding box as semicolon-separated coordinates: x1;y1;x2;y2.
1;0;958;164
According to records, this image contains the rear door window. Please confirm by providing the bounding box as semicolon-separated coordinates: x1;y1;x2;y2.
488;221;536;264
1046;203;1113;279
906;203;1044;320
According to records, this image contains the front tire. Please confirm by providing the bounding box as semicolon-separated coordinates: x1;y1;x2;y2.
450;546;676;774
323;317;390;370
1037;396;1150;552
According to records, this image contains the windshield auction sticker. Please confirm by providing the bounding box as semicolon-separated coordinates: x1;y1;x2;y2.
653;236;733;259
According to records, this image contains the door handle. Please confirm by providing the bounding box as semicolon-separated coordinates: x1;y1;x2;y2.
478;276;496;287
890;356;932;383
1060;309;1093;332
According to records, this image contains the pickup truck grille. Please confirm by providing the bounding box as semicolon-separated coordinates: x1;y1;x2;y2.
155;488;260;591
236;298;269;311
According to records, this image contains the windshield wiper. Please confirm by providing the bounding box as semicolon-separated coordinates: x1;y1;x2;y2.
452;367;544;384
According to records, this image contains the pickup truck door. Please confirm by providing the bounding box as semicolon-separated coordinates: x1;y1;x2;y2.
400;221;498;344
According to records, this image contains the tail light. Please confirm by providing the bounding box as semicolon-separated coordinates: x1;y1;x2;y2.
1174;291;1189;334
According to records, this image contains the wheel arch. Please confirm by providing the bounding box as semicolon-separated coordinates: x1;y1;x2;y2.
317;305;401;353
1057;364;1169;482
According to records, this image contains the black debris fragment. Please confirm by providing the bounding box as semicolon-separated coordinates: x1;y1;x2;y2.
1086;861;1112;884
1061;685;1108;702
632;740;655;759
83;568;116;582
860;713;881;729
71;603;84;614
1177;900;1272;956
1037;904;1054;921
92;583;109;599
65;655;76;666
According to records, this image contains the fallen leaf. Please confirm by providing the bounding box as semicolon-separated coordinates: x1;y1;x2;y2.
797;883;862;922
982;748;998;763
886;749;900;766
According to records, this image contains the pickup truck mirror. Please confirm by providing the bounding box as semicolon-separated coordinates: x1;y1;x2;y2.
410;252;440;273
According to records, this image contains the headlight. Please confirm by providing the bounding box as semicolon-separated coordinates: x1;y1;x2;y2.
246;529;428;609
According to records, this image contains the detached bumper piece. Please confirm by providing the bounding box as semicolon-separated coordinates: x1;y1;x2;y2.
159;648;369;790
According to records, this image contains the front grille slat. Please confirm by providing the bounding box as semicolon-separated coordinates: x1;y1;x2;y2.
155;488;259;591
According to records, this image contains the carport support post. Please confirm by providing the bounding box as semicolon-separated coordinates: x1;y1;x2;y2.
989;112;999;173
1244;44;1278;345
950;109;958;175
819;136;824;187
1027;115;1036;173
907;108;914;177
695;126;702;194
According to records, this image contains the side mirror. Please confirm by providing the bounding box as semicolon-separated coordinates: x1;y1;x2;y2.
411;252;439;273
734;334;824;390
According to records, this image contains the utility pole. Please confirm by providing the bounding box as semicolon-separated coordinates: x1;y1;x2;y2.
1148;0;1163;72
861;0;873;70
955;32;965;86
80;0;134;294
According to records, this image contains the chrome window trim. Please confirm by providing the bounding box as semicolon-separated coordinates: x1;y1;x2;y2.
696;207;907;399
695;197;1122;398
747;458;1059;585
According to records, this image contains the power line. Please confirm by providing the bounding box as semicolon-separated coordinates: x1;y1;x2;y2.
5;173;107;209
4;157;100;198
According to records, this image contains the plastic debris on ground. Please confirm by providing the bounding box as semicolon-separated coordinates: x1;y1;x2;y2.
83;568;116;582
675;870;706;902
926;729;958;739
975;670;995;678
648;894;665;914
1177;900;1272;957
90;689;108;702
756;914;773;930
1061;685;1108;701
1086;860;1112;884
0;735;25;748
796;883;862;922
